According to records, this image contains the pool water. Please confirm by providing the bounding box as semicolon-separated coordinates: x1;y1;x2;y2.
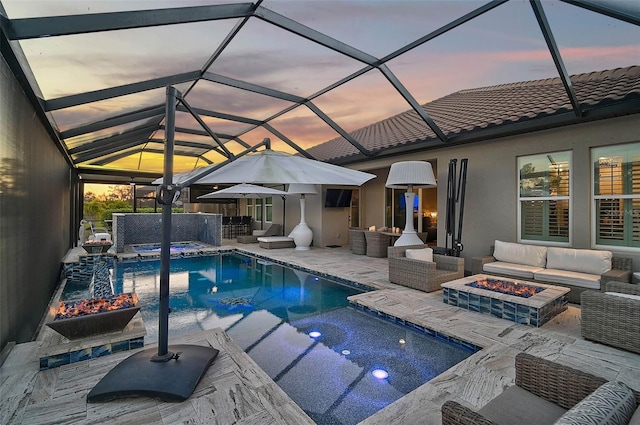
110;253;475;425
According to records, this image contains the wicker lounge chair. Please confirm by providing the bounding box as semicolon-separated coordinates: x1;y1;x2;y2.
581;281;640;354
237;224;282;244
363;231;391;257
348;228;367;255
442;352;640;425
257;236;295;249
388;244;464;292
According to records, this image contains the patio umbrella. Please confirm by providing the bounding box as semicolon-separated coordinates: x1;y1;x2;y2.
168;149;376;249
197;183;287;199
169;149;376;187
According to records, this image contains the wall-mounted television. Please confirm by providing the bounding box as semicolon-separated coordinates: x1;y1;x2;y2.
324;189;352;208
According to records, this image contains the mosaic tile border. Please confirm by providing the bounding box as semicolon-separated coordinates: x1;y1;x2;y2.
39;336;144;370
442;287;568;327
349;301;482;353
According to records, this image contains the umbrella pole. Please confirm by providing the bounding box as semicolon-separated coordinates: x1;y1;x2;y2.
87;86;218;403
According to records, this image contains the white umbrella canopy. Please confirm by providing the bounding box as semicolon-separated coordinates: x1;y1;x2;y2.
197;183;287;199
170;150;376;186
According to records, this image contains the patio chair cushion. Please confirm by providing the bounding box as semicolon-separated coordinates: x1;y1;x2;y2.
478;385;567;425
553;381;636;425
605;292;640;301
494;240;547;268
405;247;433;263
546;247;612;276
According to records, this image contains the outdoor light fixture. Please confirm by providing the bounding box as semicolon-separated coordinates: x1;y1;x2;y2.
287;184;318;251
386;161;437;246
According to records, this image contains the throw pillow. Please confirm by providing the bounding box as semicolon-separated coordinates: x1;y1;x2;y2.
405;248;433;263
553;381;636;425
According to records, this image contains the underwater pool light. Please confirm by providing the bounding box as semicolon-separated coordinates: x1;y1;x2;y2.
309;331;321;338
372;369;389;380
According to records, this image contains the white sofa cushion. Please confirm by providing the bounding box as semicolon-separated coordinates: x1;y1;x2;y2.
493;240;547;268
405;248;433;262
483;262;545;279
546;247;612;275
534;269;601;290
257;236;294;243
605;292;640;301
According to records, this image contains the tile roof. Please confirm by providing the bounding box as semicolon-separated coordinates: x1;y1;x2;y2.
307;66;640;162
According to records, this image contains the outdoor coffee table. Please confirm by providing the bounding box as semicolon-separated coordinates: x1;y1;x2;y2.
441;274;569;327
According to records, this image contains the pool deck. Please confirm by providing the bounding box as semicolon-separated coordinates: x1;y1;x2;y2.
2;241;640;424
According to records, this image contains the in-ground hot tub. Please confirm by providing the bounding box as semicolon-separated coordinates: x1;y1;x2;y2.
441;274;569;327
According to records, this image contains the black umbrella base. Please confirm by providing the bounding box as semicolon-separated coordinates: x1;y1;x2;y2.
87;344;219;403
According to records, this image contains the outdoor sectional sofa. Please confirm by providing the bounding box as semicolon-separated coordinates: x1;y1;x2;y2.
441;352;640;425
472;240;632;304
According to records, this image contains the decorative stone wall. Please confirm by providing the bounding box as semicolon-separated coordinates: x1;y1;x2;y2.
112;213;222;252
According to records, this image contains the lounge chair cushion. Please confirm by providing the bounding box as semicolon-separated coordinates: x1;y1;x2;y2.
546;247;612;275
478;385;566;425
405;247;433;263
494;240;547;268
483;261;544;279
553;381;636;425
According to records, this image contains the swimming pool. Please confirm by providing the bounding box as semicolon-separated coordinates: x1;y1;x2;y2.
109;252;475;425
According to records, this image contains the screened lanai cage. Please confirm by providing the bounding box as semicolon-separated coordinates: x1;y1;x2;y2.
1;0;638;178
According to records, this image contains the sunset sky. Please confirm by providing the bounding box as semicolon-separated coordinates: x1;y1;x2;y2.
3;0;639;172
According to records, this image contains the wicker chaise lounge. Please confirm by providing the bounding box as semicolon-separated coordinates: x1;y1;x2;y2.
257;236;295;249
581;281;640;354
388;244;464;292
442;352;640;425
237;224;282;244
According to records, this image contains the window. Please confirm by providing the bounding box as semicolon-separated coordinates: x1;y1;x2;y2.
246;199;253;217
265;197;273;222
518;152;571;244
593;143;640;248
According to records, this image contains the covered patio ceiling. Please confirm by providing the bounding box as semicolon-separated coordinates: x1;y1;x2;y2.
1;0;638;177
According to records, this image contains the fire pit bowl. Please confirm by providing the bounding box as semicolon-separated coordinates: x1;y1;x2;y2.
82;240;113;254
46;293;140;339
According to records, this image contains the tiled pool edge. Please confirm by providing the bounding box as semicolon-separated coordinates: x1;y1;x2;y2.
348;300;482;354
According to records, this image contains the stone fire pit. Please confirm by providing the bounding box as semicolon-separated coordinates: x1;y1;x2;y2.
46;293;140;339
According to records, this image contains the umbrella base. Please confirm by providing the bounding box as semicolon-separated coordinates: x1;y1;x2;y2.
87;344;219;403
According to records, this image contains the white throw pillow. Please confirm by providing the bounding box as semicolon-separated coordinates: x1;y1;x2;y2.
405;248;433;263
605;292;640;301
546;247;612;275
493;240;547;268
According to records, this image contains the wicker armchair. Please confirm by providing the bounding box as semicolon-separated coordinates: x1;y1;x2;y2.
581;281;640;354
364;231;391;257
441;352;640;425
348;228;367;255
388;244;464;292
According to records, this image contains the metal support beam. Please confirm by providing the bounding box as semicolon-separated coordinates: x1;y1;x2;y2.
304;102;372;156
176;105;263;125
45;71;201;111
262;123;314;159
174;93;232;158
68;124;160;155
60;105;165;139
378;64;448;143
202;72;306;103
530;0;582;117
6;3;255;40
560;0;640;27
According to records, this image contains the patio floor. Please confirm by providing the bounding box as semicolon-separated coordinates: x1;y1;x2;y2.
2;241;639;424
